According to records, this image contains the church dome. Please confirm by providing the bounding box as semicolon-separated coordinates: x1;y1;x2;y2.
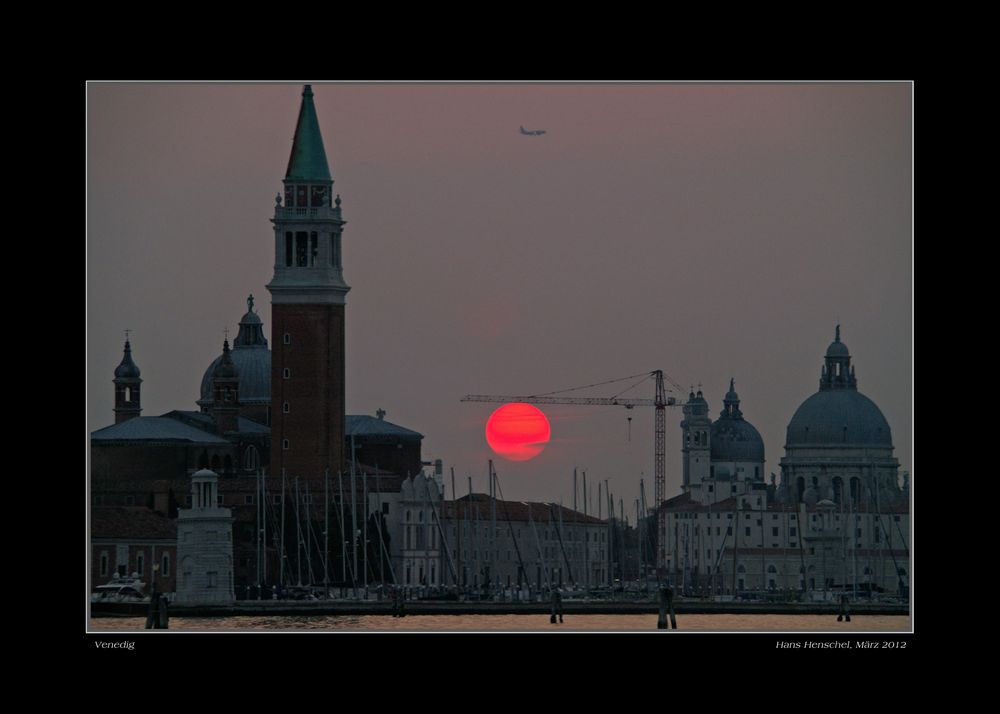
709;380;765;463
198;296;271;407
786;326;892;448
826;339;850;358
786;389;891;446
114;340;141;379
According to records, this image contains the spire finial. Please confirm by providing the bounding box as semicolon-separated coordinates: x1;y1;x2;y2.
729;377;735;392
835;324;841;342
247;294;255;313
224;327;229;342
123;328;132;345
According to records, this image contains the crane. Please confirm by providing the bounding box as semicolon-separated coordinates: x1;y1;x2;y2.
461;370;685;508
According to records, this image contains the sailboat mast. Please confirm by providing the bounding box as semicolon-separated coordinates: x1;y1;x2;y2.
280;468;286;587
324;469;330;594
452;467;460;593
294;477;302;585
338;471;346;585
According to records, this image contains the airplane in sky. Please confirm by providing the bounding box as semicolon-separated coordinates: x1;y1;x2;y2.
519;125;547;136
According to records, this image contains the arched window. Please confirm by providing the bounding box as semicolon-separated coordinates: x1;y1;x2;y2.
832;476;844;505
124;387;131;401
244;446;259;471
767;564;777;574
796;477;805;503
737;564;746;573
161;552;171;578
136;551;145;578
99;551;109;577
211;455;221;471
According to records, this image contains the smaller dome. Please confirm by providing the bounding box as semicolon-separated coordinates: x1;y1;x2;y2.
826;324;849;358
240;310;262;325
826;340;849;358
114;340;141;379
192;468;217;479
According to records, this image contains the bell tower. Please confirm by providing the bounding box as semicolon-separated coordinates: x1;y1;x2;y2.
267;85;349;480
113;335;142;424
680;388;711;490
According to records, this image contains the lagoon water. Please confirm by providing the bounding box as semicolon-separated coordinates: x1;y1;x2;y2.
90;613;910;633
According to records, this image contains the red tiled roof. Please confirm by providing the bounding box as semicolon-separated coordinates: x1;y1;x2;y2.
91;507;176;540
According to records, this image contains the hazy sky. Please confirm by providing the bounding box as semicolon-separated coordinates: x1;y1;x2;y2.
87;82;912;516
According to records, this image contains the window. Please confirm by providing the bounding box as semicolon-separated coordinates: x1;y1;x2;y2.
273;495;282;505
207;571;217;588
296;231;308;266
285;232;293;267
745;527;751;536
790;527;797;536
125;495;135;506
282;439;289;450
283;333;291;345
310;232;318;266
283;401;290;413
136;552;145;576
245;495;254;505
243;446;259;470
99;551;108;577
382;503;390;515
161;553;170;577
283;368;290;379
772;527;779;537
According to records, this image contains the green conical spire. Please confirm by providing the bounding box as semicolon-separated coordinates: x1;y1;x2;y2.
285;85;332;182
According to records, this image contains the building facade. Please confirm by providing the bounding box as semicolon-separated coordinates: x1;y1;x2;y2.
659;328;910;599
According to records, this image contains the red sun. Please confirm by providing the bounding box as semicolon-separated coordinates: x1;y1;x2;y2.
485;403;551;461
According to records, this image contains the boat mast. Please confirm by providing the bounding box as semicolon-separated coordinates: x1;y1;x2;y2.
324;469;330;596
338;471;346;586
294;477;302;585
280;468;286;587
583;471;590;594
452;467;460;593
350;439;357;598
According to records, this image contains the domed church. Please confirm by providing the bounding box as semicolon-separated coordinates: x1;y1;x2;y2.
658;327;909;599
779;325;903;509
197;295;272;427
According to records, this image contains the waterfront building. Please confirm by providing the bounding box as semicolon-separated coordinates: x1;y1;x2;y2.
658;328;910;599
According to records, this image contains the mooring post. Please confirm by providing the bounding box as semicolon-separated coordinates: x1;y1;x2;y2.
551;589;563;624
657;587;668;630
667;586;678;630
157;595;169;629
145;583;158;630
837;594;851;622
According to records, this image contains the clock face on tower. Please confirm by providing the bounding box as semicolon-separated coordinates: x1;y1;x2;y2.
311;185;327;207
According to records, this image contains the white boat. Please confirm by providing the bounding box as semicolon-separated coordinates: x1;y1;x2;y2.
91;573;148;603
